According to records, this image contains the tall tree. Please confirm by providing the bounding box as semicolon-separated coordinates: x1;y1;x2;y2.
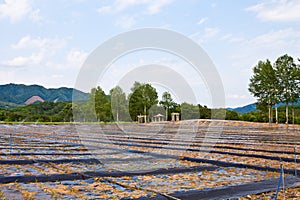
110;86;126;122
181;102;200;120
129;82;158;122
87;86;111;122
198;104;211;119
249;59;279;123
83;89;97;122
274;54;300;124
159;91;175;121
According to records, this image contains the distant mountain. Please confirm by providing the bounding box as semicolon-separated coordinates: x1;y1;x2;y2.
228;103;256;114
229;98;300;114
0;83;88;108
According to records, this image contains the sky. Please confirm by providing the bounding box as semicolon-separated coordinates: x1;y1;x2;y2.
1;0;300;108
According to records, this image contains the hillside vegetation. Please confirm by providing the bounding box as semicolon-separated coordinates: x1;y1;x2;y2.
0;83;88;107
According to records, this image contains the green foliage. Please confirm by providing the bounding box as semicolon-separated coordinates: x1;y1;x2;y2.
249;59;278;105
148;104;165;120
0;102;73;122
275;55;299;104
0;83;88;107
0;101;19;108
181;102;200;120
1;79;298;124
110;86;128;122
274;54;300;123
240;104;300;124
225;110;240;120
249;54;300;124
159;92;176;121
198;105;211;119
88;86;111;122
249;59;279;123
129;82;158;121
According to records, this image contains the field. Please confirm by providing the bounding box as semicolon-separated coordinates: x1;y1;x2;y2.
0;120;299;199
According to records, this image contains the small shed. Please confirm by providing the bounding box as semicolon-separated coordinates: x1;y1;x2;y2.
137;115;147;123
171;112;180;121
153;114;164;122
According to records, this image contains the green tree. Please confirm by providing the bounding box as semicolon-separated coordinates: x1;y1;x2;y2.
110;86;127;122
274;54;300;124
181;102;199;120
0;110;6;121
198;104;211;119
148;104;165;121
85;88;97;122
129;82;158;121
249;59;279;123
62;103;73;122
159;91;175;121
87;86;111;122
225;110;240;120
72;102;85;122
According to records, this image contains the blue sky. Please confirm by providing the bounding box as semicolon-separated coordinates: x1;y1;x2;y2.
1;0;300;107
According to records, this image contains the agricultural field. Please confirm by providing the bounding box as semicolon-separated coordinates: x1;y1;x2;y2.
0;120;299;199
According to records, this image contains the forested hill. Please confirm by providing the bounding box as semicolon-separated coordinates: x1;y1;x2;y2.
0;84;88;108
229;99;300;114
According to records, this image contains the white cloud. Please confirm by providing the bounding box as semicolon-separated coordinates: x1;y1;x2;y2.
29;8;43;23
12;36;67;55
0;0;42;23
203;27;220;39
97;5;112;14
3;36;89;73
190;27;220;44
246;0;300;22
225;28;300;91
197;17;208;25
67;49;88;68
247;28;300;49
98;0;173;15
114;15;136;29
0;70;15;84
1;52;43;67
146;0;173;14
2;36;68;68
44;49;88;70
221;34;245;43
225;28;300;68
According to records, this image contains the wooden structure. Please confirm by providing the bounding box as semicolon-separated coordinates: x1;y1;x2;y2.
153;114;164;122
171;112;180;121
137;115;147;123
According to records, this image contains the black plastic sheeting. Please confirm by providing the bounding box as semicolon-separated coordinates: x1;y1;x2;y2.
0;165;218;184
137;176;300;200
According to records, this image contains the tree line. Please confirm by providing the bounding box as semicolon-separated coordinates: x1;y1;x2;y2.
0;81;236;123
249;54;300;124
0;78;299;123
0;102;74;122
72;81;214;122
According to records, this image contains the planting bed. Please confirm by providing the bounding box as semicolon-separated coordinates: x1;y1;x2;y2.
0;120;299;199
